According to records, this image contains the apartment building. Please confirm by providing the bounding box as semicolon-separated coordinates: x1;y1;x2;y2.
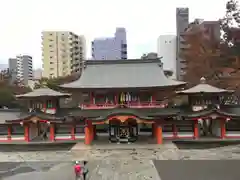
42;31;86;78
157;35;177;79
91;28;127;60
8;55;33;85
176;7;189;80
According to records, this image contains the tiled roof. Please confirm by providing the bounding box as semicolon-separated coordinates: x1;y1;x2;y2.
60;59;186;89
16;88;70;98
177;77;233;94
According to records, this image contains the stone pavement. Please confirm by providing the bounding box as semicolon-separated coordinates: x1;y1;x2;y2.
2;142;240;179
1;161;159;180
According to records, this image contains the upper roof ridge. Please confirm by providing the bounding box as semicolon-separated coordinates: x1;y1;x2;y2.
85;58;163;66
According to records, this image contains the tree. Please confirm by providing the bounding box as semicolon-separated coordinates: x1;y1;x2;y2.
220;0;240;47
180;20;222;85
34;74;80;91
218;0;240;91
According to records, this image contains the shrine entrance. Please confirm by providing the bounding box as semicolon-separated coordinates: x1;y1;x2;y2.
108;118;138;143
198;119;222;138
28;118;50;141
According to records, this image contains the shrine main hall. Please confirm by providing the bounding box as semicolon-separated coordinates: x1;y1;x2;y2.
0;59;240;145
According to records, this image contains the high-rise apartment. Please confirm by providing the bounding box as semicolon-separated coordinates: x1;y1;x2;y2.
176;8;189;80
91;28;127;60
8;55;33;85
157;35;177;79
42;31;86;78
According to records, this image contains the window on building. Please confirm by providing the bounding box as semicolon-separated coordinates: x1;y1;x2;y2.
50;68;54;71
11;125;24;135
50;62;54;64
0;126;8;135
46;100;53;108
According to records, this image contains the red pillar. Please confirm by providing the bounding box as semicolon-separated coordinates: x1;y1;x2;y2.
114;94;118;104
50;124;55;141
24;124;29;142
7;125;11;141
85;121;91;145
71;124;76;140
221;120;226;139
156;125;163;144
194;121;199;139
90;92;94;104
43;101;47;112
173;124;177;138
90;122;94;141
152;92;156;103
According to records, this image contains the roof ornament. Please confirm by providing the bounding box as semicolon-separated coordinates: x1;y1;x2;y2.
200;77;206;84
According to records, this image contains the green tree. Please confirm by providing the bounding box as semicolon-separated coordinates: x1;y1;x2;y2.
0;88;15;107
34;74;80;91
220;0;240;54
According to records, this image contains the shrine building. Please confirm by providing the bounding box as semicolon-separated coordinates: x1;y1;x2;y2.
0;59;239;145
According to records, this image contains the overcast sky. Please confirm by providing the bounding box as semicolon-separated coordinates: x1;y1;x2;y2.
0;0;229;69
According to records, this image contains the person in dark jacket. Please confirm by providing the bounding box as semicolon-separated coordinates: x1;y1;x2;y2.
82;161;89;180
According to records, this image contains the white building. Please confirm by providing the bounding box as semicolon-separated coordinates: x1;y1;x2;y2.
33;68;43;80
8;55;33;85
91;28;127;60
157;35;177;79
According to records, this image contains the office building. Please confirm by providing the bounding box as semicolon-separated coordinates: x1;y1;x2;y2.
8;55;33;85
91;28;127;60
157;35;177;79
42;31;86;78
176;7;189;80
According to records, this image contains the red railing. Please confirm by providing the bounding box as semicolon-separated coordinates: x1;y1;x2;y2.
80;101;167;109
80;103;117;109
127;101;167;108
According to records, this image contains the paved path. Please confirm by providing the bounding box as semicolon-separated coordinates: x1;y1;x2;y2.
2;143;240;179
1;161;159;180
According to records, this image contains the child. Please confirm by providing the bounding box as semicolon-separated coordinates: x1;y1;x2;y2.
74;161;81;180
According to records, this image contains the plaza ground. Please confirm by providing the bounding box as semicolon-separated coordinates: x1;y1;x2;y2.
2;142;240;179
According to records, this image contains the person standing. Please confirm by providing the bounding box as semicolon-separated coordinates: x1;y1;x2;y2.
82;161;89;180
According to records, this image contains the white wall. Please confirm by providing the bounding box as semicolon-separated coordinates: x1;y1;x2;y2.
157;35;177;79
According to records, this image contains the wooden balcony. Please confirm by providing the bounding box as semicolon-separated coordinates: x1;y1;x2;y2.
80;101;167;110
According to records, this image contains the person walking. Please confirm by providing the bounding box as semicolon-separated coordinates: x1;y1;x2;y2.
74;161;82;180
82;161;89;180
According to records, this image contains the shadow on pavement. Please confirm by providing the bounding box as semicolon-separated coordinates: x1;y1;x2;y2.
174;141;240;149
0;143;77;152
154;160;240;180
